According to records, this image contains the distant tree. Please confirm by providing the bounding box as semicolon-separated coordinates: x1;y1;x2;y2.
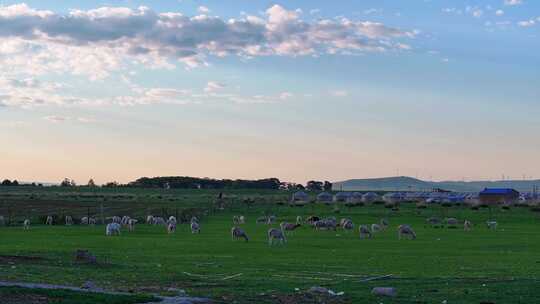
1;179;12;186
323;181;333;191
296;184;305;190
103;181;119;188
87;179;96;187
11;180;19;186
60;178;76;187
306;180;323;191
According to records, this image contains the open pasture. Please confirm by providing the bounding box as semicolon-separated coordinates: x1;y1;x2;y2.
1;189;540;303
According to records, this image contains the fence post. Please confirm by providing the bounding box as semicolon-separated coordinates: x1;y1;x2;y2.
100;203;104;225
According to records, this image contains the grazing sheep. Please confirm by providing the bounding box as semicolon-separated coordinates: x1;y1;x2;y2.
23;219;31;230
231;227;249;242
359;225;372;239
191;221;200;234
486;221;498;230
446;218;459;228
190;216;199;224
380;218;389;230
146;215;155;225
239;215;245;224
296;216;303;225
268;228;287;246
121;216;131;226
306;216;321;226
167;221;176;234
106;223;121;236
340;218;352;228
81;217;89;225
371;224;382;233
153;217;166;226
111;216;122;224
280;222;301;235
426;217;442;228
464;220;472;231
266;215;276;225
0;216;5;226
127;219;138;232
233;216;243;225
65;216;73;226
398;225;416;240
256;216;268;224
168;216;177;225
342;220;355;232
46;216;54;225
88;218;96;225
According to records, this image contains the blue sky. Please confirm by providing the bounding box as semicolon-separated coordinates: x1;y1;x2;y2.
0;1;539;184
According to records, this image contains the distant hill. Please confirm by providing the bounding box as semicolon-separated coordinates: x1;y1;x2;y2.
333;176;540;193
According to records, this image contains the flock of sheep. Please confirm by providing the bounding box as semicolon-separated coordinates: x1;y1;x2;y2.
0;213;498;246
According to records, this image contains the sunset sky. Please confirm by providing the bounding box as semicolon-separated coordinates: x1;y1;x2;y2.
0;0;539;184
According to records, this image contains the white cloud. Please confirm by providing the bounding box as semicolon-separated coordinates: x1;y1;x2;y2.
204;81;226;93
504;0;523;6
198;6;210;14
495;10;505;16
518;19;536;27
0;4;415;80
331;90;349;97
44;115;68;123
309;9;320;15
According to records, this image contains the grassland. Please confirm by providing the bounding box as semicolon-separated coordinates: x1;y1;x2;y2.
0;187;539;303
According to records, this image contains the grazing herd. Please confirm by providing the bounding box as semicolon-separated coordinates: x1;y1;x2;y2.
2;212;499;247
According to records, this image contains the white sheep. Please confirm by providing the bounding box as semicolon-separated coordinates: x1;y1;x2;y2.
464;220;472;231
256;216;267;224
371;223;382;233
106;223;121;236
146;215;155;225
111;216;122;224
296;216;303;225
380;218;389;230
239;215;245;224
23;219;31;230
231;227;249;242
342;220;354;232
88;217;96;225
359;225;372;239
280;222;301;235
486;221;498;230
45;216;53;225
167;221;176;234
190;216;199;224
191;221;200;234
398;225;416;240
233;216;241;225
65;216;73;226
128;219;138;232
168;216;177;225
121;216;131;226
266;215;276;225
268;228;286;246
153;217;166;226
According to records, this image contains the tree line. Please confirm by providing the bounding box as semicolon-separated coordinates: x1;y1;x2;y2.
1;176;333;191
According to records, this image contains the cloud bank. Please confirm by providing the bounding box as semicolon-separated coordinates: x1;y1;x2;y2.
0;3;415;79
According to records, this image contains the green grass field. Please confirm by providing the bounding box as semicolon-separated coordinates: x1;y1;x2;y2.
1;189;540;303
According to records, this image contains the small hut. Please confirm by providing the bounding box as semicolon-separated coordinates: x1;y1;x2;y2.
383;192;403;205
479;188;520;205
291;191;309;203
316;192;333;203
333;192;350;203
362;192;380;204
346;192;364;205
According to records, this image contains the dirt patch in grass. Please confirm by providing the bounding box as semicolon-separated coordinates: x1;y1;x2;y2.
0;255;47;265
2;293;49;304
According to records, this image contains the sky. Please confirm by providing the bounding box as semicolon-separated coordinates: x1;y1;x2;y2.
0;0;539;185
